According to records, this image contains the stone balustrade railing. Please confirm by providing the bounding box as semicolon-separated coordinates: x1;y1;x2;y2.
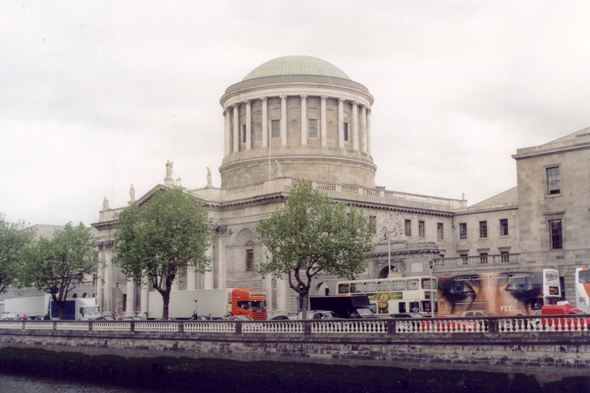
189;178;466;209
433;253;520;268
2;315;589;335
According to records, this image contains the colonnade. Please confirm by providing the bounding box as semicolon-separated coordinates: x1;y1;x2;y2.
97;243;288;317
223;95;372;157
97;243;216;317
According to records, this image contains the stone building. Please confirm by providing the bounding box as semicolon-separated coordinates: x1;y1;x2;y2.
92;56;590;317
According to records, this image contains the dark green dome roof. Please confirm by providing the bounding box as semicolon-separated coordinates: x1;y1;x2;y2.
243;56;350;81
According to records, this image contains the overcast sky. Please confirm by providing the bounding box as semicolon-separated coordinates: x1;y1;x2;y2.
2;1;590;226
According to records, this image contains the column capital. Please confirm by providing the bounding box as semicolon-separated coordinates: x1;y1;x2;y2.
338;97;346;102
279;94;288;100
260;96;267;102
352;101;359;107
222;110;226;116
321;95;329;100
367;108;372;114
243;99;251;105
300;94;308;99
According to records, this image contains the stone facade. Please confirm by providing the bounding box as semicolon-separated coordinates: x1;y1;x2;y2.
86;56;590;317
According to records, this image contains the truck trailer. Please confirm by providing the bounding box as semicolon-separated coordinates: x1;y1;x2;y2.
50;298;101;320
4;294;51;318
148;288;267;320
309;295;375;318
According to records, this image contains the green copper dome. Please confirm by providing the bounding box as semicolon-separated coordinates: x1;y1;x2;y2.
243;56;351;81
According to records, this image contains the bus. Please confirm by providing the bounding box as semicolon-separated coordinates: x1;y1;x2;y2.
437;269;561;316
575;268;590;313
336;276;438;316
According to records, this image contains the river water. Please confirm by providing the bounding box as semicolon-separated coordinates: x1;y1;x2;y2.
0;373;162;393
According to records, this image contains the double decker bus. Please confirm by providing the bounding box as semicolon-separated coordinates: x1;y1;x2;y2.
336;276;438;315
437;269;561;316
575;268;590;313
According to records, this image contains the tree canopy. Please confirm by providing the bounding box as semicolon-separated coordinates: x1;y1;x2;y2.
114;186;216;320
255;180;374;317
0;215;35;294
19;222;98;319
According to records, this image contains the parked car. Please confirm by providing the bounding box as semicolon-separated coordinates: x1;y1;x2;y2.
389;313;425;319
271;315;298;321
297;310;339;320
460;310;496;317
95;316;116;321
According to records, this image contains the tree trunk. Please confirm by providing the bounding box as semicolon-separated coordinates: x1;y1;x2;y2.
162;292;170;320
300;291;309;320
58;301;65;320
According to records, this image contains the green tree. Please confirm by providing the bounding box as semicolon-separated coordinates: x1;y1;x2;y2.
255;180;374;318
19;222;98;320
114;186;216;320
0;215;35;294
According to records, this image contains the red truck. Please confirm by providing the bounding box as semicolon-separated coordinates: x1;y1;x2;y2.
540;301;590;331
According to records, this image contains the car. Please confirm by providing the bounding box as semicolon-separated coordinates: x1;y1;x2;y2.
227;315;254;321
389;313;425;319
460;310;496;317
297;310;339;320
95;316;116;321
271;315;298;321
118;316;145;321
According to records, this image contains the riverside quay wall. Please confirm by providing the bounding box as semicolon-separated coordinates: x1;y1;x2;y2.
1;317;590;374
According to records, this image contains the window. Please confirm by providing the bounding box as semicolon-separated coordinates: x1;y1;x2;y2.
343;123;349;141
246;249;254;271
501;251;509;263
480;252;488;264
271;120;280;138
398;302;406;313
308;119;318;138
460;254;469;264
242;125;246;143
419;221;425;238
122;294;127;311
369;216;376;234
547;167;560;195
437;223;443;240
479;221;487;238
500;219;509;236
405;219;411;237
550;219;563;249
391;280;405;290
459;223;467;240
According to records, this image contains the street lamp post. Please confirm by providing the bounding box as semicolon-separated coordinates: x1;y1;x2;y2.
429;260;435;318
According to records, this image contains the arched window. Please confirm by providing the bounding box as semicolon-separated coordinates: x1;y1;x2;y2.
72;293;78;298
82;293;87;298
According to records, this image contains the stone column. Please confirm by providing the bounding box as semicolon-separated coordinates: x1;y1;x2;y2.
276;278;287;314
103;244;113;314
172;277;180;291
263;275;273;317
352;101;359;151
367;109;372;155
96;246;104;312
320;95;327;147
125;280;135;316
224;109;231;157
232;104;239;153
204;246;214;289
261;97;268;148
300;95;307;146
245;100;252;150
360;105;367;153
216;226;227;289
280;95;287;146
187;266;197;290
338;98;345;149
140;276;149;317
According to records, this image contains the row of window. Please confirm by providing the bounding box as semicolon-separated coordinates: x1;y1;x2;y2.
458;219;509;240
245;218;562;270
236;120;352;145
369;217;443;239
